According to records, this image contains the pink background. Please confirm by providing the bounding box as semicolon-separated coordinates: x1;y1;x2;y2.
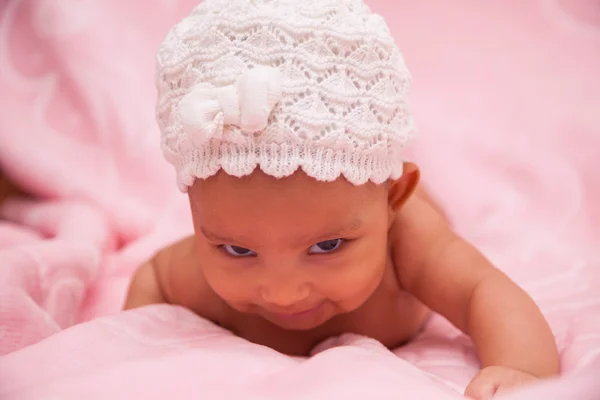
0;0;598;398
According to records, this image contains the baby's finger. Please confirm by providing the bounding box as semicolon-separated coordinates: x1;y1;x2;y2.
464;374;499;400
494;380;536;396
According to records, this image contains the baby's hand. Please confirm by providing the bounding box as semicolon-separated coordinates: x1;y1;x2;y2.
464;366;538;399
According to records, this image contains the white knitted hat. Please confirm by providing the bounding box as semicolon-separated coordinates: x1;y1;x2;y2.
156;0;416;192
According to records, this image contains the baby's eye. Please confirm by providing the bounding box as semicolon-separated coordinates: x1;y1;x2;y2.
221;245;256;257
308;239;344;254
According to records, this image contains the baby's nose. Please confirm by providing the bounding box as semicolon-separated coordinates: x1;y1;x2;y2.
259;282;311;308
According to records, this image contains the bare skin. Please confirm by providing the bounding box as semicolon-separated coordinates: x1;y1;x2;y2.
125;164;559;399
128;233;429;355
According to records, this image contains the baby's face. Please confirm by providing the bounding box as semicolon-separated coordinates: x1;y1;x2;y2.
188;170;392;331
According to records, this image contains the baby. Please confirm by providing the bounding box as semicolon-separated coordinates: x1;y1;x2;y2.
125;0;560;398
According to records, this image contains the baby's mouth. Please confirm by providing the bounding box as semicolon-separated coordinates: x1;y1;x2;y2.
266;301;326;320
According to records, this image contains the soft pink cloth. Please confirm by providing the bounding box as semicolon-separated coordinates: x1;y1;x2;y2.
0;0;599;398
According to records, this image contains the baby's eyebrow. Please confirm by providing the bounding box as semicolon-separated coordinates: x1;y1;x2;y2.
306;219;365;242
199;227;237;243
199;219;365;245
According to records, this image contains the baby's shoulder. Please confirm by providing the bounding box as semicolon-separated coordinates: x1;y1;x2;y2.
389;187;453;281
390;187;450;251
153;235;197;270
153;235;226;322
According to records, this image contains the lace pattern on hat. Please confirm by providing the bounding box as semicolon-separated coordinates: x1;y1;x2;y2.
156;0;416;191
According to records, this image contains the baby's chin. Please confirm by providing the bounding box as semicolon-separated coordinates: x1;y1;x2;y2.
258;301;338;331
258;295;370;331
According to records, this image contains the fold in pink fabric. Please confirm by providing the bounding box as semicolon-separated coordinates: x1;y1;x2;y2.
0;0;598;398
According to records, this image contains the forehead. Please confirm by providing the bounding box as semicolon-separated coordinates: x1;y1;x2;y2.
188;170;387;239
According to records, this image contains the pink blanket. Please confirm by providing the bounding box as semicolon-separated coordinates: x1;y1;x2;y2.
0;0;599;398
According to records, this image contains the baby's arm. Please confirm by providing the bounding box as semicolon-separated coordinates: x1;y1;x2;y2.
391;193;559;396
123;259;166;309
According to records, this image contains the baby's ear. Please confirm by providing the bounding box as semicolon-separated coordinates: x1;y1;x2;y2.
388;162;420;211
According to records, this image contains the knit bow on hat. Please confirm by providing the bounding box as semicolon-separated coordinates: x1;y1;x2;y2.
178;66;282;146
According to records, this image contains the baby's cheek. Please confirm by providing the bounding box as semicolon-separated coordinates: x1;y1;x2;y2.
319;258;385;302
202;265;254;302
